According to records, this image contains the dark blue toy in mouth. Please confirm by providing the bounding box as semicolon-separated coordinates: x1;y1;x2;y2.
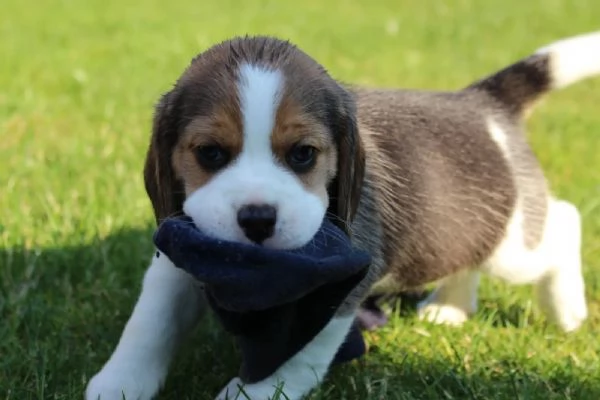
153;216;372;383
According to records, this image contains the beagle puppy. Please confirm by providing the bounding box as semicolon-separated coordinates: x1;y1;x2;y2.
86;31;600;400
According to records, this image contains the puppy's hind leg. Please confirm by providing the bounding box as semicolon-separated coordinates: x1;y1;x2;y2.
483;199;587;332
417;269;480;326
536;200;587;331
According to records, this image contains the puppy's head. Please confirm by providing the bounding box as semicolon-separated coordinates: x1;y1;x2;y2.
144;36;365;249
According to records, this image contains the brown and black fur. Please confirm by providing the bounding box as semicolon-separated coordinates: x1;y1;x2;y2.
84;32;598;400
144;36;365;235
143;36;567;315
342;56;555;311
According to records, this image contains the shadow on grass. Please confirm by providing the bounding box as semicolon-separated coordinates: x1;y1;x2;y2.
158;322;600;400
0;225;156;399
318;348;600;400
1;227;597;400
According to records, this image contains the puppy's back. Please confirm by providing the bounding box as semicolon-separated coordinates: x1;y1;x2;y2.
353;31;600;289
354;89;518;287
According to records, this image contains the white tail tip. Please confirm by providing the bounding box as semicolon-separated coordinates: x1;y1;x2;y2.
536;31;600;89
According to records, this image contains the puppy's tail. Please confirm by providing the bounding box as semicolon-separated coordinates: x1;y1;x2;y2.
467;31;600;116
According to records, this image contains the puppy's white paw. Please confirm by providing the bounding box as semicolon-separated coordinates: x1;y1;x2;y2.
215;377;285;400
86;363;164;400
557;301;587;332
215;377;243;400
538;275;588;332
417;303;469;326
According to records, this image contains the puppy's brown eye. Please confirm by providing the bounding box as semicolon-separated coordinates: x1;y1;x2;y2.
286;145;317;173
195;145;230;171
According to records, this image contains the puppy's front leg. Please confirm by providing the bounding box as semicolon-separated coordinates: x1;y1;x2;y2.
86;251;205;400
216;315;355;400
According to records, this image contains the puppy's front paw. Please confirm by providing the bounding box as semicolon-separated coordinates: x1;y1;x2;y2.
215;378;244;400
215;377;286;400
85;363;164;400
417;303;469;326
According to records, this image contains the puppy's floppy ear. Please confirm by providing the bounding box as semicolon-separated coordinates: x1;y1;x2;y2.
327;87;366;234
143;90;186;225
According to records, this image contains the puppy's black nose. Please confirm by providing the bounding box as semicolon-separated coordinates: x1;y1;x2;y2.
237;204;277;244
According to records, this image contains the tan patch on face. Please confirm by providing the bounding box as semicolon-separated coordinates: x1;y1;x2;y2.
172;106;243;195
272;94;337;204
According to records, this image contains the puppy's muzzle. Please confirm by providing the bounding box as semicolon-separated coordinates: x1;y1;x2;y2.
237;204;277;244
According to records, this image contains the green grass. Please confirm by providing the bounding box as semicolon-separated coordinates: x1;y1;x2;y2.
1;0;600;399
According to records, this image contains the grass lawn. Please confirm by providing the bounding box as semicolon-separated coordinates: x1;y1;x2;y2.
1;0;600;399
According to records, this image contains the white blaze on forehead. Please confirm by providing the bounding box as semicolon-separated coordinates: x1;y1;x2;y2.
183;62;327;250
237;63;283;157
